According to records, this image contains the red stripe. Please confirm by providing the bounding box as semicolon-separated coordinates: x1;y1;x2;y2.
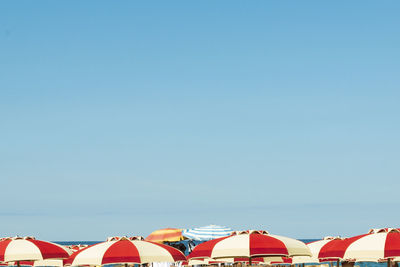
13;261;34;266
270;257;292;264
318;234;368;259
249;234;289;256
385;232;400;258
102;240;141;264
0;239;12;261
29;240;70;260
188;236;231;259
148;232;182;239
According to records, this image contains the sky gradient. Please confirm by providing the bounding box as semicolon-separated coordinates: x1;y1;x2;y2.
1;1;400;241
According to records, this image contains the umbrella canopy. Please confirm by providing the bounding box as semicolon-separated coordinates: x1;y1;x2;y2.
182;225;232;241
146;228;185;243
7;245;87;267
0;237;71;262
188;230;311;260
292;236;343;264
65;236;186;266
319;228;400;262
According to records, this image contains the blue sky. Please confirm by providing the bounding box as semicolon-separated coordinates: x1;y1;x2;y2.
1;1;399;241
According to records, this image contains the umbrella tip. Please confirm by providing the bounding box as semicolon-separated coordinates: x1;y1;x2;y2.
323;236;342;240
106;236;145;241
232;230;269;236
10;236;36;240
368;228;400;234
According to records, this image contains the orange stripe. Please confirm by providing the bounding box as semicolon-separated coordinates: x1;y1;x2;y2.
149;232;182;239
146;228;184;242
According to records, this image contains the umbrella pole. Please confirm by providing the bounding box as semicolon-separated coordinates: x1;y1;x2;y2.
336;259;340;267
388;258;391;267
249;256;252;266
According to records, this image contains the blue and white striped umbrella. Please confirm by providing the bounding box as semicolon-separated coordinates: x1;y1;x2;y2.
182;225;233;241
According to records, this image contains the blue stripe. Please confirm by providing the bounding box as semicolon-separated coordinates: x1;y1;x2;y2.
182;225;233;241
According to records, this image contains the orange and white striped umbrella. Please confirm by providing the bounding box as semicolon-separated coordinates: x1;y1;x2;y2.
146;228;186;243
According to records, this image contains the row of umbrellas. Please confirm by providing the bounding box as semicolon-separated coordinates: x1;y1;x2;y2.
2;227;400;266
0;230;310;266
0;236;186;266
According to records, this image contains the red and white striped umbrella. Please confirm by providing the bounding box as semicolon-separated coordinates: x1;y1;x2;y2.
0;237;71;263
65;236;186;266
291;236;343;264
188;230;311;262
319;228;400;262
4;244;87;267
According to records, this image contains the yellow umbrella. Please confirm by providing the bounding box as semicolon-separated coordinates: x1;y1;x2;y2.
145;228;186;243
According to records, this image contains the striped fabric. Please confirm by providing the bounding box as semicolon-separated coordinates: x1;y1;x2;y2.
146;228;185;243
182;225;233;241
291;237;342;264
0;237;71;262
319;228;400;262
65;236;186;265
188;230;311;260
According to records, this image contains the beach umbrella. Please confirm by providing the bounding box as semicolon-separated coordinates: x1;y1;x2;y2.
182;225;233;241
188;230;311;264
30;246;87;267
0;237;71;267
146;228;186;243
319;228;400;266
65;236;186;266
291;236;343;264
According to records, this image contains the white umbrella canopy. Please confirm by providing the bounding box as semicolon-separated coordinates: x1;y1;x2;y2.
319;228;400;262
182;225;233;241
292;236;343;264
0;237;71;263
189;230;311;261
65;236;186;266
6;244;89;267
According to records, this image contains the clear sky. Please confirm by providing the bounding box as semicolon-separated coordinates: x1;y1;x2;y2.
1;1;399;241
